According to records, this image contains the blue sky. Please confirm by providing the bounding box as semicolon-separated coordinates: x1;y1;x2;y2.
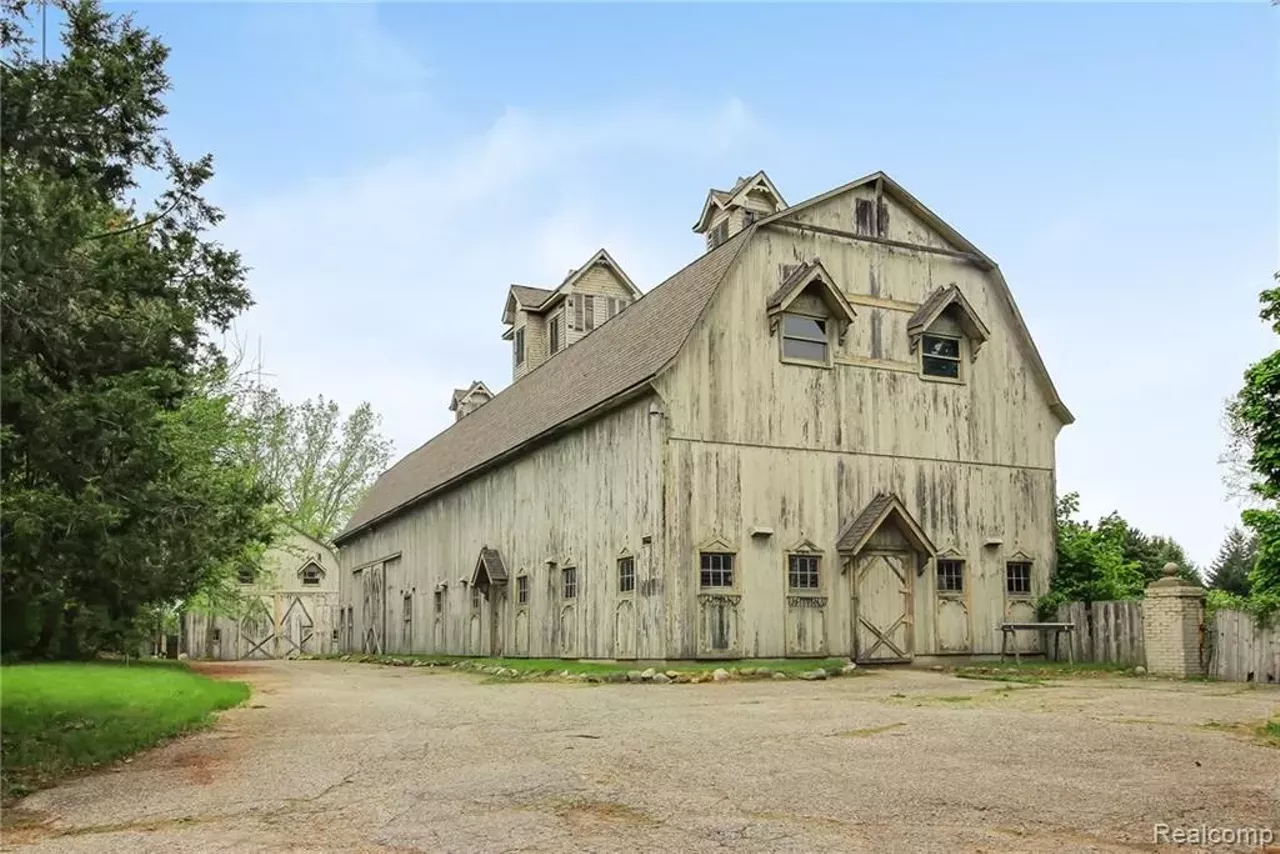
104;2;1276;566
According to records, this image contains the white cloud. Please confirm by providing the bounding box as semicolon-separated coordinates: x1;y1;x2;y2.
217;95;754;461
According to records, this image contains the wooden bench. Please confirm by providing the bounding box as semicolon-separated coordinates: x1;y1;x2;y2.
999;622;1075;664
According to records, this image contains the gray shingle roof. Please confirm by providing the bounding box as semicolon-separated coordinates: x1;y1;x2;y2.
836;494;896;553
337;228;754;542
473;547;508;585
510;285;555;310
765;261;818;309
907;284;991;344
906;288;953;335
836;493;936;556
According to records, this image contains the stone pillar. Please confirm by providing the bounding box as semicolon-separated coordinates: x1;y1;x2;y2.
1142;563;1206;678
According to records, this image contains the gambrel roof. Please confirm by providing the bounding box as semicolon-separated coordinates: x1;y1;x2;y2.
337;229;753;542
338;170;1072;543
758;171;1071;424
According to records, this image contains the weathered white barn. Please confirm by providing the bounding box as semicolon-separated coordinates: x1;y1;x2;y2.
334;171;1072;663
186;526;340;659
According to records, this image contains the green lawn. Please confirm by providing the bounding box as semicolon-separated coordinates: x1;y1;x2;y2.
0;661;249;800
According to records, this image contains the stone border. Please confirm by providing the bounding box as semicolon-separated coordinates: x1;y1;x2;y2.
322;655;860;684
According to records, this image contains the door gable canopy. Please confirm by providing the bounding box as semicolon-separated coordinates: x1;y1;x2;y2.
837;493;937;559
471;546;509;589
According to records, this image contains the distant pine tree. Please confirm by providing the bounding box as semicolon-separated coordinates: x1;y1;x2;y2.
1207;528;1256;597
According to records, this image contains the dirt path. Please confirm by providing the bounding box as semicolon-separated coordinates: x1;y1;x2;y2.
4;661;1277;852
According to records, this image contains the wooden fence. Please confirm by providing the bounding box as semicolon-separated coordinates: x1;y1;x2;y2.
1050;600;1145;666
1047;600;1278;683
1209;609;1280;684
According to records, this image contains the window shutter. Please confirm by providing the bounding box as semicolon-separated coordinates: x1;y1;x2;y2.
876;199;890;237
854;199;874;235
571;294;583;331
584;295;594;331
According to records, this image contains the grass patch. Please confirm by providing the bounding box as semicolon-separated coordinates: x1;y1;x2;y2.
952;660;1133;684
319;653;852;679
1199;716;1280;749
1259;717;1280;747
0;661;249;800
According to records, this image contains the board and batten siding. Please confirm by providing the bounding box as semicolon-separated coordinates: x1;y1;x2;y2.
337;394;667;660
652;188;1063;657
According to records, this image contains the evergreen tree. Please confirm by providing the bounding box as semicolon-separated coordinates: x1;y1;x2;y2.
1206;528;1256;597
0;0;275;656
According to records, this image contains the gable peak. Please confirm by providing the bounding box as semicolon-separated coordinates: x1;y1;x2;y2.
693;170;787;248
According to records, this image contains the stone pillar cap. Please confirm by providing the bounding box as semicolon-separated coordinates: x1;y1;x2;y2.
1148;562;1197;589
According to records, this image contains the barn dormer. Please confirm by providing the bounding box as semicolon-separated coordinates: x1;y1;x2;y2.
449;381;493;421
501;249;642;381
693;171;787;250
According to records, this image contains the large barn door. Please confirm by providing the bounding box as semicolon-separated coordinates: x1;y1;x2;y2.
853;551;914;663
239;597;275;659
361;564;385;654
281;596;314;658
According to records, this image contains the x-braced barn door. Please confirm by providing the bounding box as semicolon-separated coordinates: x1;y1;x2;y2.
361;563;386;654
853;550;914;663
281;596;314;657
239;597;276;659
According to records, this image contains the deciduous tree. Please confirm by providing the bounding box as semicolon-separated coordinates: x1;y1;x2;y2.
1226;276;1280;599
244;389;392;541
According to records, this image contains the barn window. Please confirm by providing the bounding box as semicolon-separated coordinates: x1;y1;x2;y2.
562;567;578;599
618;557;635;593
212;628;221;642
516;575;529;605
514;327;525;366
403;593;412;623
301;565;322;586
331;629;339;642
571;293;595;332
700;552;734;588
921;334;962;380
433;589;443;615
1006;561;1032;595
237;565;255;584
780;314;829;365
787;554;820;590
937;560;964;593
606;297;629;320
549;311;563;354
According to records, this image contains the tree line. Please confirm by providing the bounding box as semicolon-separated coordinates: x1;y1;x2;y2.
0;1;390;658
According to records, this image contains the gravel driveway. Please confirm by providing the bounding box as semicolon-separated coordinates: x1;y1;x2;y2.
5;661;1278;853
